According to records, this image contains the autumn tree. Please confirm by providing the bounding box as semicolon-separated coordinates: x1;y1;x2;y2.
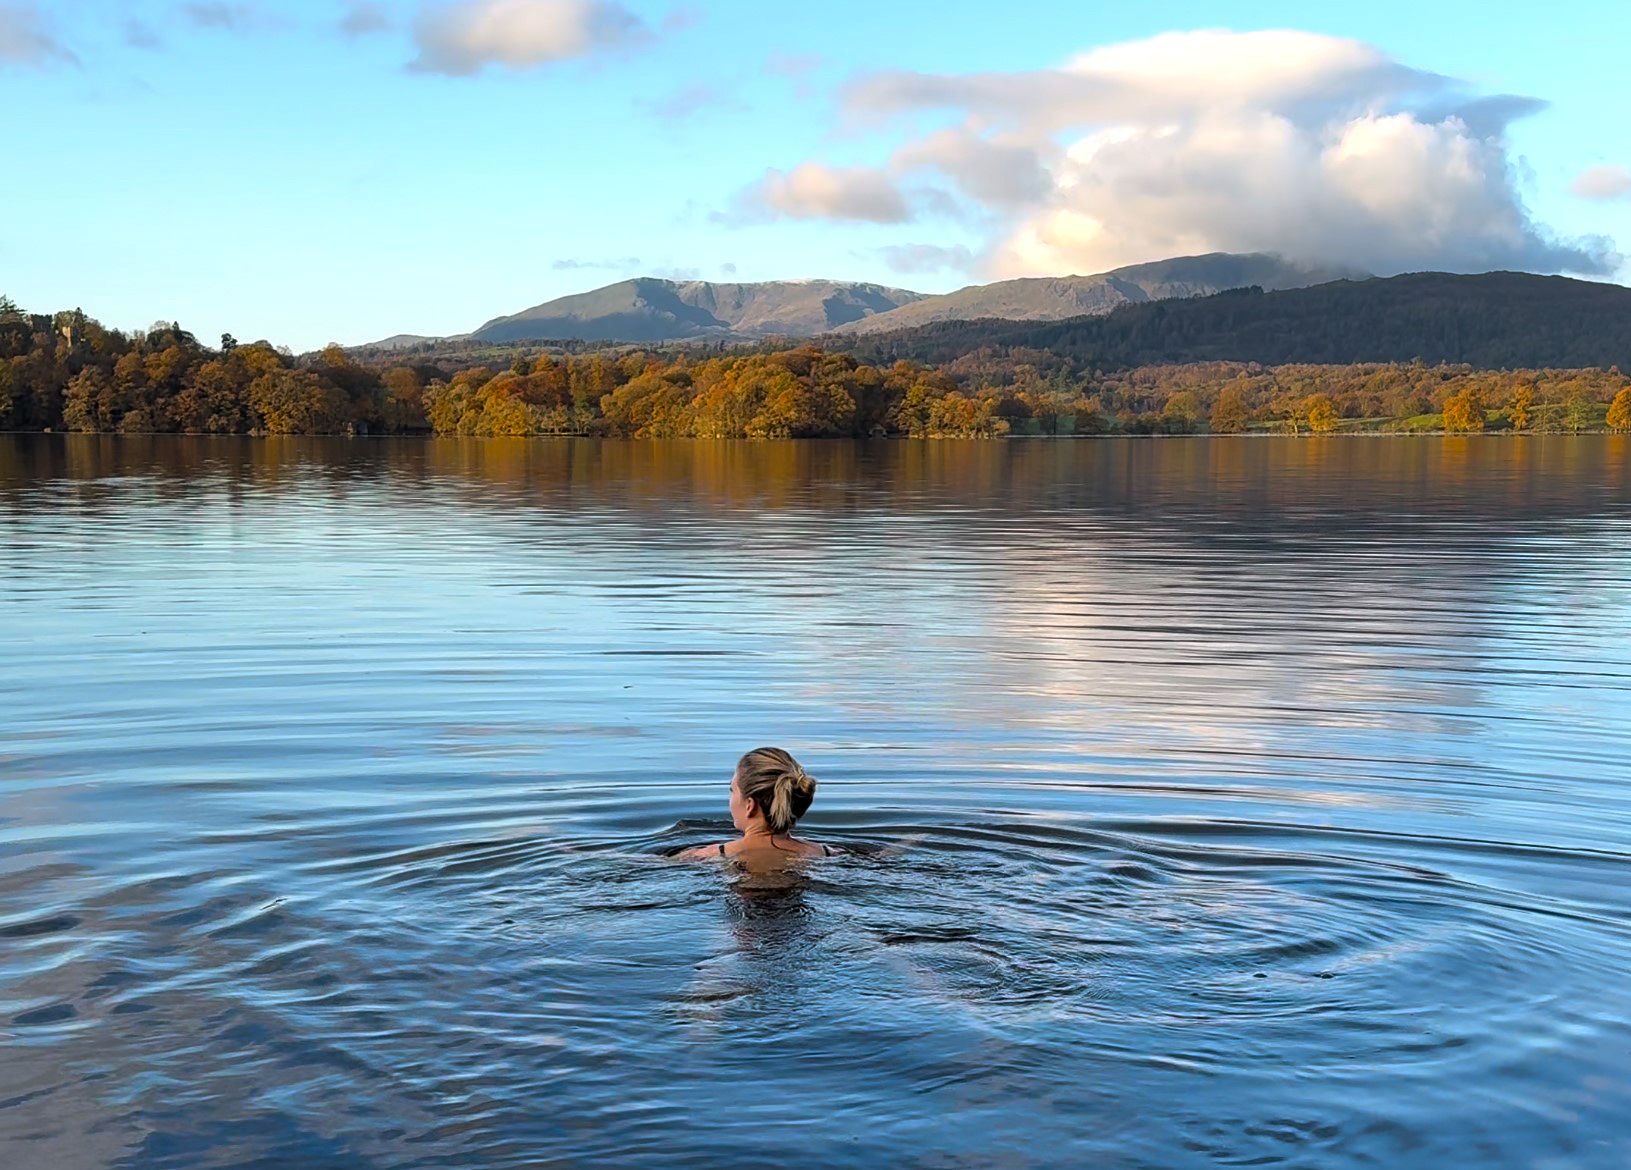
0;360;15;426
1162;390;1202;433
248;369;345;434
62;367;115;432
1305;394;1338;433
1442;387;1485;432
1509;384;1534;431
380;367;427;431
1608;386;1631;431
1210;384;1250;433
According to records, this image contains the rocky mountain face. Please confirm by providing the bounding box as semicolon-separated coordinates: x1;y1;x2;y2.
469;278;928;344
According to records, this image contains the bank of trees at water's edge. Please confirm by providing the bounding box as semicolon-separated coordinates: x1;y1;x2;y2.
3;299;1629;438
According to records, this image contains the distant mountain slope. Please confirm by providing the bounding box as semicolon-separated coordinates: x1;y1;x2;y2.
834;252;1366;335
470;278;927;344
839;272;1631;371
360;333;452;352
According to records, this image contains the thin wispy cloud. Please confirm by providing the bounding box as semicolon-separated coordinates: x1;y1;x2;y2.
641;82;746;124
552;256;643;270
122;19;164;50
182;2;271;32
736;29;1616;279
0;3;77;68
410;0;651;76
765;51;820;77
873;243;976;275
339;1;393;38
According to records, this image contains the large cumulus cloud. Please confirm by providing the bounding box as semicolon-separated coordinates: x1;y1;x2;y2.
739;29;1616;278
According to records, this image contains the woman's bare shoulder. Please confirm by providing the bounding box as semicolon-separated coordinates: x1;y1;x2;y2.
673;844;723;862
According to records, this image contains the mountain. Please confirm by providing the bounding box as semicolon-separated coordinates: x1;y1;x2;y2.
361;333;450;352
469;278;928;344
832;253;1367;335
839;272;1631;371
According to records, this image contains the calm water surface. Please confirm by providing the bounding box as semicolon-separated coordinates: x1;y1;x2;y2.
3;435;1630;1169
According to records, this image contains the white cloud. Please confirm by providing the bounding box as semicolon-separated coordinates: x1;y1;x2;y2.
1572;165;1631;202
766;29;1614;278
0;3;75;68
411;0;649;76
734;163;912;224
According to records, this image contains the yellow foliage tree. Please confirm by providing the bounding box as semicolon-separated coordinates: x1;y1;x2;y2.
1509;384;1534;430
1442;388;1485;432
1608;386;1631;431
1305;393;1338;433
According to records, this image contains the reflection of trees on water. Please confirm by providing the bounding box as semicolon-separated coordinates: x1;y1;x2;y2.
5;434;1629;522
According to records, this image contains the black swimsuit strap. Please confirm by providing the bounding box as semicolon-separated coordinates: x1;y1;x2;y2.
718;842;726;857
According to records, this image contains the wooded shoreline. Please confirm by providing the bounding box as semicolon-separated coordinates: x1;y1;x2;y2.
5;300;1629;440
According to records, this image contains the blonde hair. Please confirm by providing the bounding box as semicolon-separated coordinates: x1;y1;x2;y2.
735;747;816;834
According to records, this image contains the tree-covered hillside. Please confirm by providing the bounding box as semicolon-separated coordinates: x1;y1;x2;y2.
840;273;1631;371
4;294;1628;439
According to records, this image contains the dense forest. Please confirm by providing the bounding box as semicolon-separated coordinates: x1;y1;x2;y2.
841;273;1631;372
3;296;1629;438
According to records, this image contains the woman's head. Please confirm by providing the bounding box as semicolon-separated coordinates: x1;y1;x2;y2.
730;747;816;835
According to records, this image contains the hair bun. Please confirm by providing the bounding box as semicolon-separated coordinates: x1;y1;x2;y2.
736;747;817;834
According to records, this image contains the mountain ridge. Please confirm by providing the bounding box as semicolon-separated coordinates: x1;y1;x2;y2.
830;253;1369;335
468;277;928;344
352;252;1369;350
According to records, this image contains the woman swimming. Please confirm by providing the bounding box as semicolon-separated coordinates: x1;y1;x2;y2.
676;747;836;863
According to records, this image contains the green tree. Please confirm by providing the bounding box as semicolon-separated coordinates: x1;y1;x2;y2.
1563;381;1595;432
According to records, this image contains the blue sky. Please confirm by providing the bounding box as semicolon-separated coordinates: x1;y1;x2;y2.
3;0;1628;350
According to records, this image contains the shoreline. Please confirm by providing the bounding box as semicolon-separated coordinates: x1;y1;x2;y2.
4;429;1626;441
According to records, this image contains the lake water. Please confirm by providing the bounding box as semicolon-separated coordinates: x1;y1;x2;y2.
3;434;1630;1169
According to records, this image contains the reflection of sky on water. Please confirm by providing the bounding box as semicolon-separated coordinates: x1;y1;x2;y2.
5;437;1630;851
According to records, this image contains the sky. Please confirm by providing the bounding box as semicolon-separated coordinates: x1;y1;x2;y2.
3;0;1629;351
